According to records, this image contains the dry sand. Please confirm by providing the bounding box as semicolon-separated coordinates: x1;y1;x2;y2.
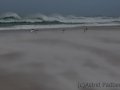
0;26;120;90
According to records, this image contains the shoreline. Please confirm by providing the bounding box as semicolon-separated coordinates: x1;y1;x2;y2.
0;25;120;31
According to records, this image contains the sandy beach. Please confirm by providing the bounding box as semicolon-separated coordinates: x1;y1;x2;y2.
0;26;120;90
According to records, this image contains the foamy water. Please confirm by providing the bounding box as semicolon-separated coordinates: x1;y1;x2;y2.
0;12;120;30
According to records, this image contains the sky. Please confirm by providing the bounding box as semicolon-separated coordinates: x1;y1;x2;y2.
0;0;120;16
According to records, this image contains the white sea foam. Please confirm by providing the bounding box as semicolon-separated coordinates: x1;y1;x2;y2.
0;12;21;20
0;12;120;30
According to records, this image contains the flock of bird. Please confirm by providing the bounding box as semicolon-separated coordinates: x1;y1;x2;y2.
30;29;38;33
30;28;88;33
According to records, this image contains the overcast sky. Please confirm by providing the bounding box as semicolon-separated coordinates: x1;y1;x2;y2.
0;0;120;16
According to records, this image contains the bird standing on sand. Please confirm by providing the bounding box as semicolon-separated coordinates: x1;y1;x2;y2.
31;29;34;33
62;29;65;33
35;30;38;33
84;28;88;33
30;29;38;33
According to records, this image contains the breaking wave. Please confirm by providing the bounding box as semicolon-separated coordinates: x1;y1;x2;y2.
0;12;120;30
0;12;21;20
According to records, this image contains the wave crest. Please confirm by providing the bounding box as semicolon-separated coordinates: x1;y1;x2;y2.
26;13;48;20
0;12;21;20
0;12;120;28
50;14;65;20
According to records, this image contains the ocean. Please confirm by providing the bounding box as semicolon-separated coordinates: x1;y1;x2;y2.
0;12;120;30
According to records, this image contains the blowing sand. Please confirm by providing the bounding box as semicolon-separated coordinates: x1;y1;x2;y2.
0;26;120;90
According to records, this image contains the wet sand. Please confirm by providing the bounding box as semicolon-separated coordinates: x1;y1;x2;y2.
0;26;120;90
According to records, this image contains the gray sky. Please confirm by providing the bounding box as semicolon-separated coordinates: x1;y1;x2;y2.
0;0;120;16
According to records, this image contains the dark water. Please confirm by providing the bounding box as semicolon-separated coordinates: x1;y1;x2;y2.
0;12;120;30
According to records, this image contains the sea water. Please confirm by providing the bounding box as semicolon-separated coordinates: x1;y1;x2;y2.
0;12;120;30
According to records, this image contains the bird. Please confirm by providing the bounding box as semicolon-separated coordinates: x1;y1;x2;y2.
31;29;34;33
35;30;38;33
84;28;88;33
62;29;65;33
